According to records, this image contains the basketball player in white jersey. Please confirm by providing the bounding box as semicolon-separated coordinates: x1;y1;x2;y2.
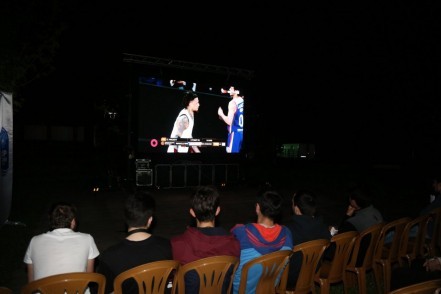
167;91;201;153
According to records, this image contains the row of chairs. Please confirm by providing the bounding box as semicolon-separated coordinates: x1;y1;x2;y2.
17;207;441;294
286;206;441;294
19;253;286;294
341;206;441;294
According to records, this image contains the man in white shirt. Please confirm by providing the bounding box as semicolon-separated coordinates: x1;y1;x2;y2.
23;202;100;282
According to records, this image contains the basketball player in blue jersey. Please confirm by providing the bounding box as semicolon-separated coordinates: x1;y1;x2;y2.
218;86;244;153
167;91;201;153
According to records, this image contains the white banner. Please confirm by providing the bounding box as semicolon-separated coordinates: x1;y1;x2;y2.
0;91;13;225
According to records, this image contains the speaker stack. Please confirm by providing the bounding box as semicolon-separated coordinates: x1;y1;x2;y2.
135;159;152;186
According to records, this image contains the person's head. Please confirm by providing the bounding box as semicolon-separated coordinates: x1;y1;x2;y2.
223;86;241;98
124;191;156;229
182;91;200;112
190;185;220;223
432;176;441;194
348;184;373;209
292;189;317;217
256;189;283;221
49;202;77;230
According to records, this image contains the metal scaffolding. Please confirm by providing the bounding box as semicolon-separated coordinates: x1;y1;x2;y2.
122;53;255;80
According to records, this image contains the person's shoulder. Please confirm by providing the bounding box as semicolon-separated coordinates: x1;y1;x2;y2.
170;228;193;244
28;232;47;243
151;235;172;244
75;231;96;240
231;223;246;232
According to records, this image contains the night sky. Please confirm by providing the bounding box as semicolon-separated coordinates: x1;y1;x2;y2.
4;1;441;162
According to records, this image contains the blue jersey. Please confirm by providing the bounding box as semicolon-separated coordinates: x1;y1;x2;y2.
227;97;244;153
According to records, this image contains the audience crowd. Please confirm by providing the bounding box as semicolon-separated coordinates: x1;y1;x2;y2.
17;175;441;293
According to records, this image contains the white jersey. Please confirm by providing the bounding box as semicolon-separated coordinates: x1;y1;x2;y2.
167;109;194;153
23;228;100;280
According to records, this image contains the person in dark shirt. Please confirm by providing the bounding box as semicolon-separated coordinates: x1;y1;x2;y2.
336;184;383;267
284;189;331;289
96;191;172;294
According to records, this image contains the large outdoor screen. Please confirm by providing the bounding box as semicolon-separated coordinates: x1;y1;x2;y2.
135;75;248;158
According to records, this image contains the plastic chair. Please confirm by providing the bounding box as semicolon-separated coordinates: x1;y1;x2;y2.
285;239;330;294
398;214;431;267
173;255;238;294
388;278;441;294
0;287;13;294
344;222;384;294
21;272;106;294
113;260;180;294
373;217;411;294
425;207;441;257
238;250;292;294
314;231;358;294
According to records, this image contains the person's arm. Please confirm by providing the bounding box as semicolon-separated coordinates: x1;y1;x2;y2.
26;263;34;282
218;101;236;126
86;259;95;273
175;115;189;138
423;257;441;272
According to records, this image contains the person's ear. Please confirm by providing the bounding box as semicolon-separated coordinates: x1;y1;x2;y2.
294;206;302;215
215;206;220;216
256;203;261;214
70;218;76;230
147;216;153;228
190;208;196;218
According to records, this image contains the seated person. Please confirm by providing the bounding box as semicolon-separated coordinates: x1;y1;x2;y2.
231;188;293;294
420;175;441;238
335;184;383;266
96;191;172;294
338;183;384;233
284;189;331;289
23;202;100;282
171;185;240;294
390;256;441;290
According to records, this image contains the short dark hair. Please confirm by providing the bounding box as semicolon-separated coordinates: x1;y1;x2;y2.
49;202;77;230
124;191;156;227
257;189;283;221
293;190;317;216
348;184;373;208
182;91;198;108
191;185;220;222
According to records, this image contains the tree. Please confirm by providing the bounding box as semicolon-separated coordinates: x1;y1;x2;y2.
0;0;67;110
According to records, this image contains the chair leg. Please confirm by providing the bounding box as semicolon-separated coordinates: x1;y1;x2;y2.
344;271;357;293
317;279;330;294
356;269;367;294
372;263;382;292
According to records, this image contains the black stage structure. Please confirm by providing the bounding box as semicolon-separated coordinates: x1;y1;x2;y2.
122;54;255;189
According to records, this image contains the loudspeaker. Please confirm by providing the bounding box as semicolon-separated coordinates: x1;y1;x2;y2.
136;169;153;186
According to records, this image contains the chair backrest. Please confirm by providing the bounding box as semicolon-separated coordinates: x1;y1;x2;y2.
347;222;384;270
315;231;358;289
289;239;330;294
373;217;411;294
238;250;292;294
345;222;384;294
0;287;13;294
398;214;431;267
426;207;441;257
375;217;412;264
113;260;180;294
388;278;441;294
21;272;106;294
174;255;238;294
